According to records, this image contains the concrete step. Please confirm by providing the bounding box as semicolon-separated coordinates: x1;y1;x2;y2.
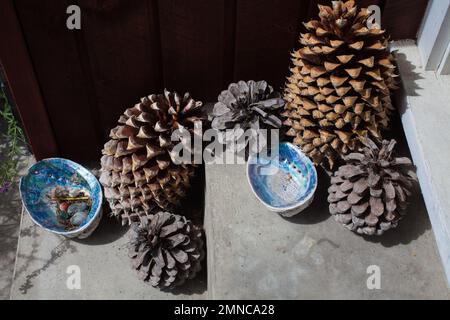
10;164;207;300
10;209;207;299
204;162;450;299
393;40;450;286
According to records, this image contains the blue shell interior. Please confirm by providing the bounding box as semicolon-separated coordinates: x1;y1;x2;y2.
20;158;102;233
247;143;317;209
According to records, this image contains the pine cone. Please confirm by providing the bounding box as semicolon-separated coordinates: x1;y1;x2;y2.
283;0;398;169
128;211;204;289
100;90;205;225
328;139;417;236
211;80;284;150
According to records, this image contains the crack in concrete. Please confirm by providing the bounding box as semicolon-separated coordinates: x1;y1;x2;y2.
19;239;76;295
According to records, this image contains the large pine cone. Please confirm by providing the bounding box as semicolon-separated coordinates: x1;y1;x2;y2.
283;0;398;169
211;80;284;151
128;211;204;289
328;139;417;236
100;90;205;225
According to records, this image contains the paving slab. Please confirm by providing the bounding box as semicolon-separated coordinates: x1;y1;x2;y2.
0;184;23;300
205;162;450;299
0;129;35;300
10;210;207;300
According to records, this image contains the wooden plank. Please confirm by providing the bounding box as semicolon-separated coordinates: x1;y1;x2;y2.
0;0;58;160
233;0;311;92
13;0;101;161
77;0;163;141
222;0;237;88
158;0;226;101
383;0;429;40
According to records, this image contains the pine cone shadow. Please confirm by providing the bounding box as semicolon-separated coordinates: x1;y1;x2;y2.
175;165;205;226
361;95;431;246
282;166;332;225
73;206;129;245
166;165;207;296
394;52;423;98
162;258;207;296
361;185;431;247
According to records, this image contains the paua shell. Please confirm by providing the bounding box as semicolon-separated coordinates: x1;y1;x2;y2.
20;158;103;239
247;143;318;217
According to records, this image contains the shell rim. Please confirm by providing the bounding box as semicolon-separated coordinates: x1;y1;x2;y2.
246;142;318;212
19;157;103;236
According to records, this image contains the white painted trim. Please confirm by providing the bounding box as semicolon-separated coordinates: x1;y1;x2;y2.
438;41;450;75
417;0;450;71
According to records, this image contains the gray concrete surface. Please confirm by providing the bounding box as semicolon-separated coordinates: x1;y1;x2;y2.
393;40;450;286
0;122;35;300
7;46;450;299
10;211;207;299
205;162;450;299
0;180;23;300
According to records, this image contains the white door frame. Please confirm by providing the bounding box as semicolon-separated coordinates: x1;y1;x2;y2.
417;0;450;75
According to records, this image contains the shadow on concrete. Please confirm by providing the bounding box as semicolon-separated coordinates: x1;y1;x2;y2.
168;165;207;296
394;52;423;98
361;105;431;246
282;166;331;225
17;238;77;295
73;210;129;246
362;187;431;247
0;122;34;299
176;165;205;226
12;225;40;282
165;258;208;296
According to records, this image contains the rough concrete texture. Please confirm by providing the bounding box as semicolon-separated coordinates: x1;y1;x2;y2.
10;212;207;300
0;185;22;300
0;123;35;300
205;162;450;299
393;40;450;286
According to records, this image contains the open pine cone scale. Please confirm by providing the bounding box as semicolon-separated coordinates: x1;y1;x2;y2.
211;80;284;131
128;212;204;288
284;0;398;169
100;90;206;226
328;139;417;236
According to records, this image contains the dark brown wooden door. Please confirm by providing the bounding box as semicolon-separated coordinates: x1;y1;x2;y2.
0;0;429;161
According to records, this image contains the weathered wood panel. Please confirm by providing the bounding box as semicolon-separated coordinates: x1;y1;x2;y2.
0;0;58;160
13;0;100;161
382;0;430;40
158;0;228;101
233;0;311;91
77;0;163;140
2;0;429;160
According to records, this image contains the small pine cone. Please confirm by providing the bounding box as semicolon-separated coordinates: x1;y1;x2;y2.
100;90;206;226
283;0;398;169
128;211;205;289
328;139;417;236
211;80;284;151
